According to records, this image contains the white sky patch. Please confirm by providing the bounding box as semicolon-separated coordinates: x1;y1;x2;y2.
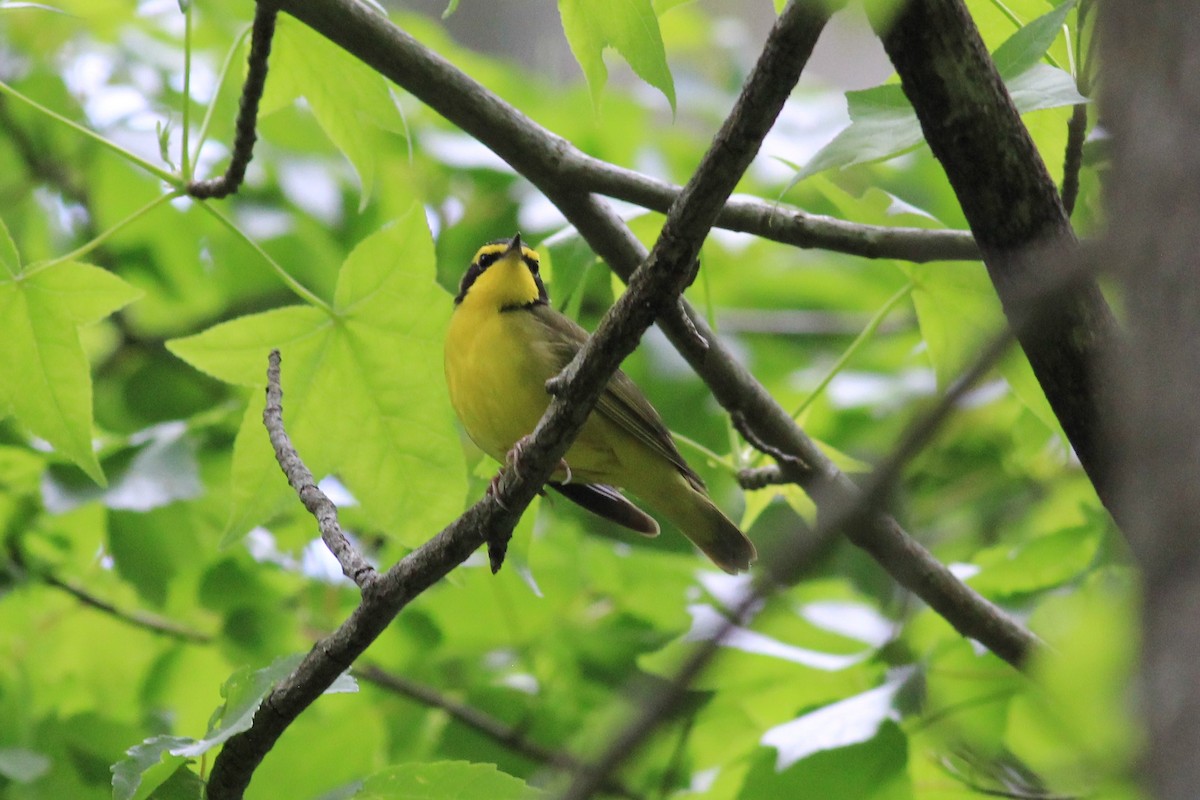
420;131;512;172
762;667;914;770
279;159;344;224
683;605;869;672
799;601;895;648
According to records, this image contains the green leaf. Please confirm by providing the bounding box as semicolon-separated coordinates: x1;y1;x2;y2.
175;654;355;758
992;0;1077;80
558;0;676;112
969;525;1102;598
0;261;141;483
354;761;542;799
441;0;459;18
169;211;467;544
1005;63;1088;112
796;67;1084;180
259;17;407;207
111;735;192;800
901;259;1060;432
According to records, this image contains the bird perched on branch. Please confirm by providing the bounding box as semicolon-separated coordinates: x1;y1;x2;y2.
444;233;756;573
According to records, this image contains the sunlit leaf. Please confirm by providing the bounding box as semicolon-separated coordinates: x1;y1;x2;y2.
558;0;676;112
0;254;141;483
169;211;467;544
260;16;407;207
992;0;1077;79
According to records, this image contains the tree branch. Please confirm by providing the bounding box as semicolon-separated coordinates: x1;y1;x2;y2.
566;156;980;262
206;3;829;796
264;350;377;588
271;0;977;263
868;0;1121;521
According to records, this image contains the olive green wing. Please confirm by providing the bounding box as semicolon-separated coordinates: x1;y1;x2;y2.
528;305;704;490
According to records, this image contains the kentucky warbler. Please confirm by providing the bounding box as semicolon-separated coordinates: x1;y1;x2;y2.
444;233;756;574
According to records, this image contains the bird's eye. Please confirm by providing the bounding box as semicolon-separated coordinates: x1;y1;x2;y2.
477;252;499;269
522;255;540;274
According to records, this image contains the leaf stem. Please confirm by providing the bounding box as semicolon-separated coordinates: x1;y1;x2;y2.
23;191;184;276
198;202;333;312
0;79;179;187
181;2;194;180
790;281;914;420
670;430;737;476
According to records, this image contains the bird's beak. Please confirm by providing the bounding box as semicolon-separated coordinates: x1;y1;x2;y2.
504;232;523;257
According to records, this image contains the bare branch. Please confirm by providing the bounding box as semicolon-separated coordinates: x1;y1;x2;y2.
568;156;981;262
263;350;377;588
44;572;214;644
1060;103;1088;217
273;0;978;264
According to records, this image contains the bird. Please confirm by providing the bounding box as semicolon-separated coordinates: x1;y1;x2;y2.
443;232;756;574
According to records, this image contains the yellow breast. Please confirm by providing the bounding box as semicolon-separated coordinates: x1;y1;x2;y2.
444;302;554;462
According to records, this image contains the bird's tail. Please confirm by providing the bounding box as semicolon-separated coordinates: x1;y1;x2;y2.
648;477;757;574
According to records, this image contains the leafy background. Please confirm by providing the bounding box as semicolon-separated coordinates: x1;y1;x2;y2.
0;0;1135;798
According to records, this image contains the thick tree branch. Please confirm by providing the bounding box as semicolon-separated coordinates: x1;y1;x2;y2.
206;4;827;797
869;0;1120;520
264;0;1037;664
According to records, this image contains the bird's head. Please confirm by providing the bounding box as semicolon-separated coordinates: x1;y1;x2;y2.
455;232;548;311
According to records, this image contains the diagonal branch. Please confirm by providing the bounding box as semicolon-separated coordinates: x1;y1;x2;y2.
270;0;1037;663
205;3;829;797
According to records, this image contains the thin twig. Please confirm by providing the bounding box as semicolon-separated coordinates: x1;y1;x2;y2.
264;350;377;589
6;540;213;644
41;573;214;644
355;665;643;800
188;2;277;199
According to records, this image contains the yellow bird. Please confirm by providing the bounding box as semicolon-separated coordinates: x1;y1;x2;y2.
444;233;756;574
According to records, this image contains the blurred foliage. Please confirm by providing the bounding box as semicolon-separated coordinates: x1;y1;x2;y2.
0;0;1136;798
